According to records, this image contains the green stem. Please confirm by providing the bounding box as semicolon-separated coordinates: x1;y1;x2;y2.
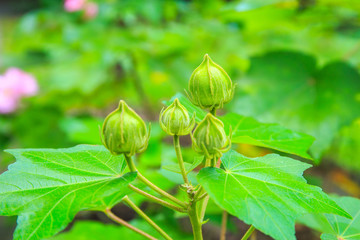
210;157;217;167
241;225;255;240
210;107;217;116
128;184;187;213
220;211;228;240
125;155;187;208
197;192;208;201
123;196;173;240
173;135;189;184
198;157;216;222
188;197;203;240
199;196;209;222
105;209;157;240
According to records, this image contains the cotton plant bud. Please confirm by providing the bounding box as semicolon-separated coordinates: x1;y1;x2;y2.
187;54;235;110
101;100;150;157
191;113;231;159
159;98;195;136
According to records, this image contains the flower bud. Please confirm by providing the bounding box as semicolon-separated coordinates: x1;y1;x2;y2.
160;98;195;136
101;100;150;156
191;113;231;159
187;54;234;109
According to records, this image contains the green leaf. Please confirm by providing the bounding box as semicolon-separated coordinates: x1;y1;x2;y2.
165;94;314;159
328;119;360;172
222;113;314;159
51;218;193;240
233;50;360;160
298;196;360;240
197;150;350;240
0;145;136;240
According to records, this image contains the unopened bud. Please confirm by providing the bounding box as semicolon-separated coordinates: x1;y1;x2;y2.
160;98;195;136
187;54;234;109
191;113;231;159
101;100;150;156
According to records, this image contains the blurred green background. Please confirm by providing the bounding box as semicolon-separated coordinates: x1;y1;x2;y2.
0;0;359;239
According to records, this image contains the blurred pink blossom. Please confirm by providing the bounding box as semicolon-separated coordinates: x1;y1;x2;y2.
64;0;86;12
0;68;38;114
84;2;99;19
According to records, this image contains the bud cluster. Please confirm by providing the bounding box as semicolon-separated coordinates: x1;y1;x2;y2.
101;54;233;160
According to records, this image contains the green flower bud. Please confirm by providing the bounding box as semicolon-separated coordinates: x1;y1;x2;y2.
101;100;150;156
187;54;235;109
191;113;231;159
159;98;195;136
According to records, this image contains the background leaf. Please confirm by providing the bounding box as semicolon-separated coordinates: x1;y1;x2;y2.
50;218;193;240
298;196;360;240
233;50;360;161
197;150;350;240
0;145;136;240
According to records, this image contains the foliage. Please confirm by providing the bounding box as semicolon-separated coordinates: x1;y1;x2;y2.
232;51;360;161
0;0;360;239
298;196;360;240
198;150;350;240
0;145;136;240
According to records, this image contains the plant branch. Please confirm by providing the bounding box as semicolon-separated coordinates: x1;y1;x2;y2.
220;211;228;240
123;196;173;240
125;155;187;208
104;208;157;240
198;157;217;222
241;225;256;240
197;192;208;201
188;192;203;240
173;135;189;184
128;184;187;213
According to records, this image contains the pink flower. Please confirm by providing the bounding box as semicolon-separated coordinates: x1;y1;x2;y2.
0;68;38;114
83;2;98;19
64;0;86;12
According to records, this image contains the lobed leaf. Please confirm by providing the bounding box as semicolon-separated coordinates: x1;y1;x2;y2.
0;145;136;240
298;196;360;240
197;150;350;240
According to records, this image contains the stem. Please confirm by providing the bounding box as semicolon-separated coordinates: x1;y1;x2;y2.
210;107;217;116
188;197;203;240
199;196;209;222
125;155;187;208
220;211;228;240
197;192;208;201
173;135;189;184
198;157;216;222
210;157;217;167
123;196;173;240
128;184;186;213
105;209;157;240
241;225;255;240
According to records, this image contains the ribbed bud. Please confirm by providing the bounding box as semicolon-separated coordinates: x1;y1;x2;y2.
101;100;150;156
191;113;231;159
187;54;234;109
160;98;195;136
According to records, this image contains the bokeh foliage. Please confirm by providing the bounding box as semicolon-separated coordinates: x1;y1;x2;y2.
0;0;360;238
